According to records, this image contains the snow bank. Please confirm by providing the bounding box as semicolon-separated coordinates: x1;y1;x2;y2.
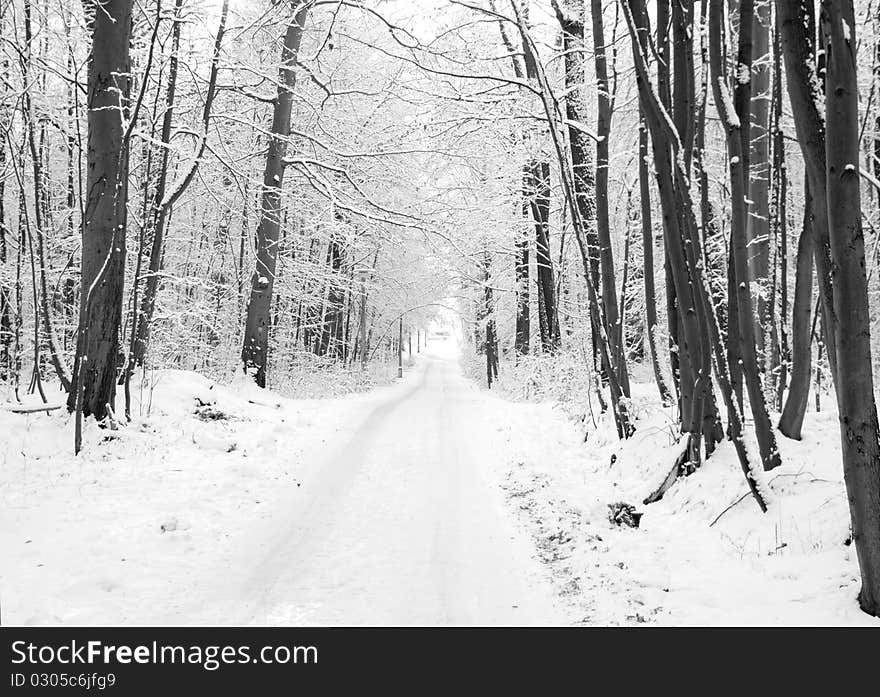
474;354;878;626
0;370;367;625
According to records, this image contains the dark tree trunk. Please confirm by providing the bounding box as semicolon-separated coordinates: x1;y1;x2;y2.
317;233;346;358
639;108;671;405
483;254;498;387
672;0;721;460
300;237;321;352
67;0;133;420
0;59;10;379
671;0;695;169
630;0;707;464
131;0;227;374
242;3;309;386
657;0;680;404
126;0;184;372
358;291;367;367
528;161;559;351
710;0;781;472
515;166;530;357
22;0;71;392
624;0;767;510
515;190;530;355
554;0;596;361
778;178;814;439
775;0;838;380
769;17;788;409
497;6;531;357
512;0;632;437
821;0;880;617
749;0;772;361
590;0;627;393
695;0;725;455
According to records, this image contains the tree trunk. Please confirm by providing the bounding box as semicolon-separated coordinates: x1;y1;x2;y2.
695;0;725;456
623;0;767;508
749;0;772;361
511;1;633;437
769;17;788;409
710;0;781;472
554;0;596;361
515;191;530;355
497;4;532;357
67;0;133;420
0;97;10;380
672;0;723;462
671;0;695;169
397;316;403;378
778;178;814;439
125;0;184;375
318;233;346;358
483;254;498;387
22;0;72;392
590;0;627;393
241;3;310;386
821;0;880;617
775;0;838;380
130;0;227;374
656;0;684;411
528;160;559;351
358;271;368;369
639;107;671;405
636;0;706;461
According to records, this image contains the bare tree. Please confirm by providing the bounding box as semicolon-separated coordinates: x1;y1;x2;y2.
126;0;229;385
709;0;780;472
749;0;772;359
623;0;767;509
778;177;814;438
590;0;627;392
552;0;600;365
821;0;880;617
67;0;134;422
242;1;311;386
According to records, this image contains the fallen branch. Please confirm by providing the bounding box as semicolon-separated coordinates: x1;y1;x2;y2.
643;443;690;505
1;402;65;413
246;398;282;409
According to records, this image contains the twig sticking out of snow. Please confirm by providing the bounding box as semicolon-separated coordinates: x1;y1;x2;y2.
709;492;752;527
105;403;120;431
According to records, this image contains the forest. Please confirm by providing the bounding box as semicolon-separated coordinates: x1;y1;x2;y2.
2;0;880;625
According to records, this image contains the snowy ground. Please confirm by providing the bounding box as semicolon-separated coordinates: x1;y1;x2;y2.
0;339;560;626
1;337;877;625
482;370;880;626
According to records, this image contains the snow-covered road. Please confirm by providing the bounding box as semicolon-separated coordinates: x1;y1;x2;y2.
237;351;563;625
1;339;564;626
